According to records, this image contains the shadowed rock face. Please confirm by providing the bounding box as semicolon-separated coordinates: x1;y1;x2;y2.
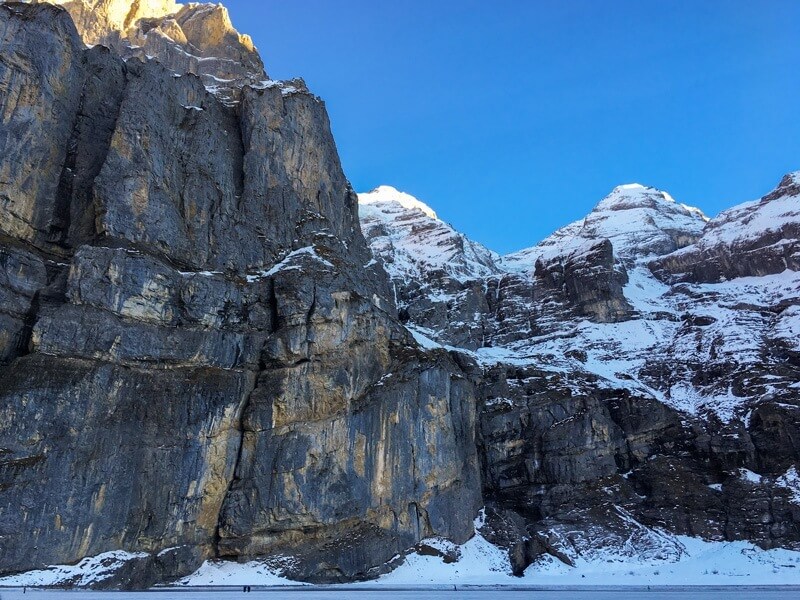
0;2;86;247
532;237;632;325
0;2;481;586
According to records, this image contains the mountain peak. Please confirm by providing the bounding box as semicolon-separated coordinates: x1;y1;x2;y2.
614;182;649;191
766;171;800;202
783;171;800;186
34;0;183;40
503;183;708;271
595;182;707;223
358;187;501;282
599;183;679;210
359;186;439;220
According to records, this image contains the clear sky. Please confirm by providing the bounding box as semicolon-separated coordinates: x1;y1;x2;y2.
223;0;800;254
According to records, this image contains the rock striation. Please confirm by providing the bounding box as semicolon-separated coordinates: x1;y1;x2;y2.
0;1;480;586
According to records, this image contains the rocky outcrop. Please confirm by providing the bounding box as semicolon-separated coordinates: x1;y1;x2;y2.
532;237;632;325
475;362;800;574
32;0;266;103
0;2;480;586
651;172;800;283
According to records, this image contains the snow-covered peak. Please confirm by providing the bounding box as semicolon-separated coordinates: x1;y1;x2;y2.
600;183;672;208
358;186;439;220
783;171;800;186
765;171;800;202
358;187;500;282
596;183;705;219
503;184;708;272
684;172;799;250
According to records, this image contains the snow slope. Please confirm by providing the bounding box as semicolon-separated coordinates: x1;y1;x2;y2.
358;186;501;282
0;551;149;587
692;171;799;248
5;533;798;589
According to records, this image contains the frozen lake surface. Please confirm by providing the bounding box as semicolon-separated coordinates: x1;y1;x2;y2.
2;588;800;600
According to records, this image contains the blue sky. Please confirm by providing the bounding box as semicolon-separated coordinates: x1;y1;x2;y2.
224;0;800;254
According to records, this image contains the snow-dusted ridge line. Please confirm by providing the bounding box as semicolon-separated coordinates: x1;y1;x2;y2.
358;185;502;282
503;182;709;272
359;174;800;423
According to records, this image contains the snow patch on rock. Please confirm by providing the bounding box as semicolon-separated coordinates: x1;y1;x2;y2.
179;558;304;587
0;551;148;587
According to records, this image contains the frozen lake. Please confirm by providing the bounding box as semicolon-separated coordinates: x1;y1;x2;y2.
2;588;800;599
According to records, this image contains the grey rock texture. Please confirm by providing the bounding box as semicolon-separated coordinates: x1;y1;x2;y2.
0;1;480;586
475;364;800;574
531;237;632;325
0;2;85;247
0;244;47;362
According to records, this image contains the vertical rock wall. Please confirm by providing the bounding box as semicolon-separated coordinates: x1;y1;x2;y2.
0;2;482;584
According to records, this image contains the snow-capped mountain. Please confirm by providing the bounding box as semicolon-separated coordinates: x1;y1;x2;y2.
358;185;503;349
358;174;800;576
503;183;708;272
358;185;502;282
358;177;799;419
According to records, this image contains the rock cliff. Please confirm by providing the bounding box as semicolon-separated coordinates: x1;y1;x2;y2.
32;0;266;103
0;1;480;586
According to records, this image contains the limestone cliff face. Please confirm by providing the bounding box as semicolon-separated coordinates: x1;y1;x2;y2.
31;0;266;103
0;2;480;585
